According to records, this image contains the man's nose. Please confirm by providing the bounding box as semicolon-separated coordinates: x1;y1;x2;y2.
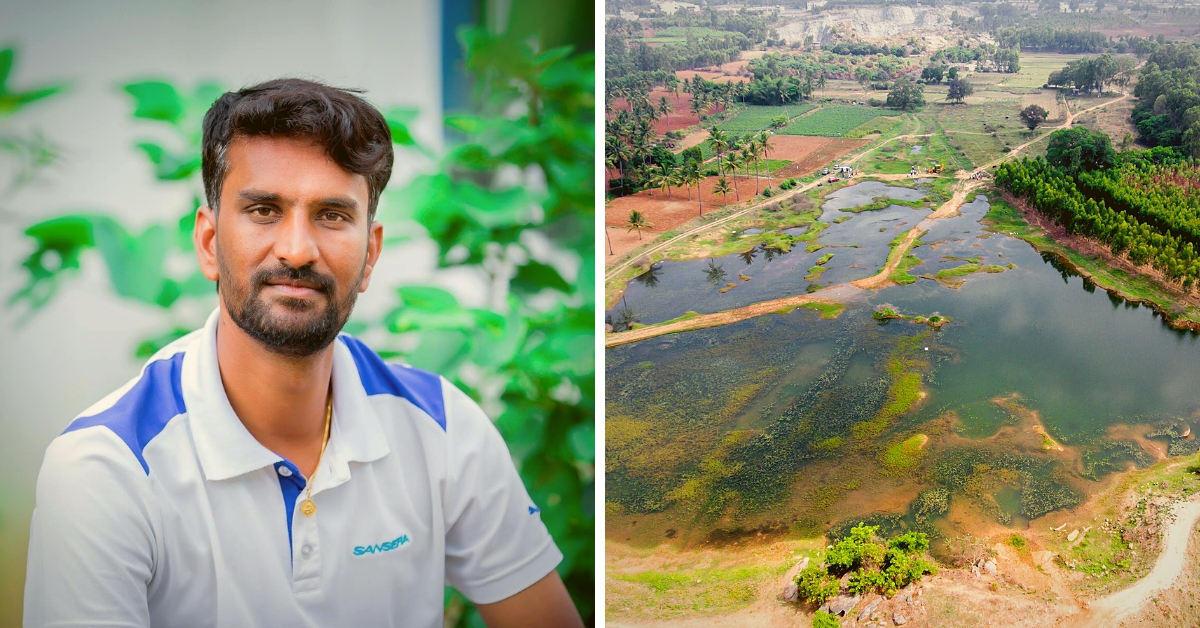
273;212;320;269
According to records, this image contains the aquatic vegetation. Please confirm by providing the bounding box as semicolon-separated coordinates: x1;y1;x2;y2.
910;487;950;524
889;254;924;285
983;264;1008;273
931;447;1083;521
817;253;835;265
873;305;902;321
934;263;980;279
880;434;928;474
853;372;922;440
805;265;828;281
798;302;846;319
1080;440;1154;480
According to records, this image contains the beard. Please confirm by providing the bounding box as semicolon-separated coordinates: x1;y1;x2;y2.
218;253;364;358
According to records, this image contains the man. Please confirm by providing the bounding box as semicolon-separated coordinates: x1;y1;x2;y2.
24;79;584;627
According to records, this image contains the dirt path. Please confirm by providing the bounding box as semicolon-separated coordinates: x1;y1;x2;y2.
1065;495;1200;627
605;179;982;348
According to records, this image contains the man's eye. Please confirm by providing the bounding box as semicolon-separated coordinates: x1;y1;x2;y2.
321;212;345;222
253;206;274;217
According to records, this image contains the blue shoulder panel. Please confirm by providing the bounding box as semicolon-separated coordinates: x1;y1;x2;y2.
339;335;447;431
63;352;187;474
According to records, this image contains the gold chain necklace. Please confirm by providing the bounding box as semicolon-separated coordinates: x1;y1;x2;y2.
299;393;332;517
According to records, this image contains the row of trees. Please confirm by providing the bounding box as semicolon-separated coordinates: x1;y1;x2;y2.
1046;53;1137;94
995;27;1111;53
996;130;1200;290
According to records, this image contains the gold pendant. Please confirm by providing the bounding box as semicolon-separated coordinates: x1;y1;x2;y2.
300;498;317;517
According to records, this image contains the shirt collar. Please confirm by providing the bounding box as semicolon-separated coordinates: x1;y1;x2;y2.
185;308;390;483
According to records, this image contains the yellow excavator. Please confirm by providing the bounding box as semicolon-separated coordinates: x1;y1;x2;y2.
927;163;944;174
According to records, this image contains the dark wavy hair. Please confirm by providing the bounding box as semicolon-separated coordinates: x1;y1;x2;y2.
201;78;393;220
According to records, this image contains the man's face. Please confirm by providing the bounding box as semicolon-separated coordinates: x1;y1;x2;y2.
194;135;383;357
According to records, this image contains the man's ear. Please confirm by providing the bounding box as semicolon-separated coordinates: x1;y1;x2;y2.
358;220;384;293
195;205;220;282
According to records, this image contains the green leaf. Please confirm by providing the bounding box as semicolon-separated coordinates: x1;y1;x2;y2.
512;260;570;295
567;423;594;463
385;107;427;153
397;285;459;311
135;142;201;180
123;81;185;124
0;48;12;88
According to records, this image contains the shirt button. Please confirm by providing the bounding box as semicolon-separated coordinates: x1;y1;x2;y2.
277;465;292;477
301;544;313;558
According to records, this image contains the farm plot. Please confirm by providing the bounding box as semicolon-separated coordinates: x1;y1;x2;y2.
1019;91;1064;120
777;106;900;137
968;53;1091;91
717;104;817;132
771;136;869;178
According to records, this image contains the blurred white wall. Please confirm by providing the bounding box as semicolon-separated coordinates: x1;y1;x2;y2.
0;0;442;621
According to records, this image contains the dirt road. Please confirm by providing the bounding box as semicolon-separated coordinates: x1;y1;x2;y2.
1065;494;1200;627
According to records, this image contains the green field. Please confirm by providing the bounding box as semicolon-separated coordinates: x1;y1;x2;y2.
777;106;900;137
718;104;817;132
967;52;1091;90
654;26;739;39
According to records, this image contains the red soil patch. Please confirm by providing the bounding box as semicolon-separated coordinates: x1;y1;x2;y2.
675;70;724;82
674;128;710;152
605;175;766;237
607;89;713;136
604;225;663;260
774;137;869;178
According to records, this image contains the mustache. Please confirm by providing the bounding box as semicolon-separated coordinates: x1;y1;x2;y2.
252;264;336;294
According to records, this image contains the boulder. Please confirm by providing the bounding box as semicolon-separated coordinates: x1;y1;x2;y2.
780;582;798;602
858;596;882;622
1033;550;1055;567
894;612;909;625
983;559;997;576
823;593;862;617
1067;529;1080;542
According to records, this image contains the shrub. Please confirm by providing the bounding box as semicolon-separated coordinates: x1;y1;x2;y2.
795;565;840;605
812;610;841;628
826;524;885;575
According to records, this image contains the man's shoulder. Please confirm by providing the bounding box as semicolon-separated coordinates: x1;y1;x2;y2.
337;334;451;432
54;331;201;475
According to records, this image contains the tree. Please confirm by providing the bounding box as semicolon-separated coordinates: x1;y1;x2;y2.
1046;126;1116;173
713;176;734;204
708;127;729;176
658;96;673;134
756;131;775;191
1019;104;1049;130
682;162;703;215
627;209;652;240
886;79;925;111
920;66;945;84
948;66;960;80
946;77;974;104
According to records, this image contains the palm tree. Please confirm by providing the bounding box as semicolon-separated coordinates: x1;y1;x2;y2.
747;139;764;195
627;209;652;240
757;131;775;189
727;152;744;201
682;162;703;216
708;127;729;177
650;166;674;199
713;176;733;205
658;97;673;134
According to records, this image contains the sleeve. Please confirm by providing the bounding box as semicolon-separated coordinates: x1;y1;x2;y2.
441;383;563;604
24;429;157;628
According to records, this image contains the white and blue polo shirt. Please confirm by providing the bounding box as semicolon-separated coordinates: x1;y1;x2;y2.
24;309;562;627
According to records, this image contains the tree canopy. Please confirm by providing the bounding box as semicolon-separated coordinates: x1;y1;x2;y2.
886;79;925;111
1045;126;1117;173
946;77;974;104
